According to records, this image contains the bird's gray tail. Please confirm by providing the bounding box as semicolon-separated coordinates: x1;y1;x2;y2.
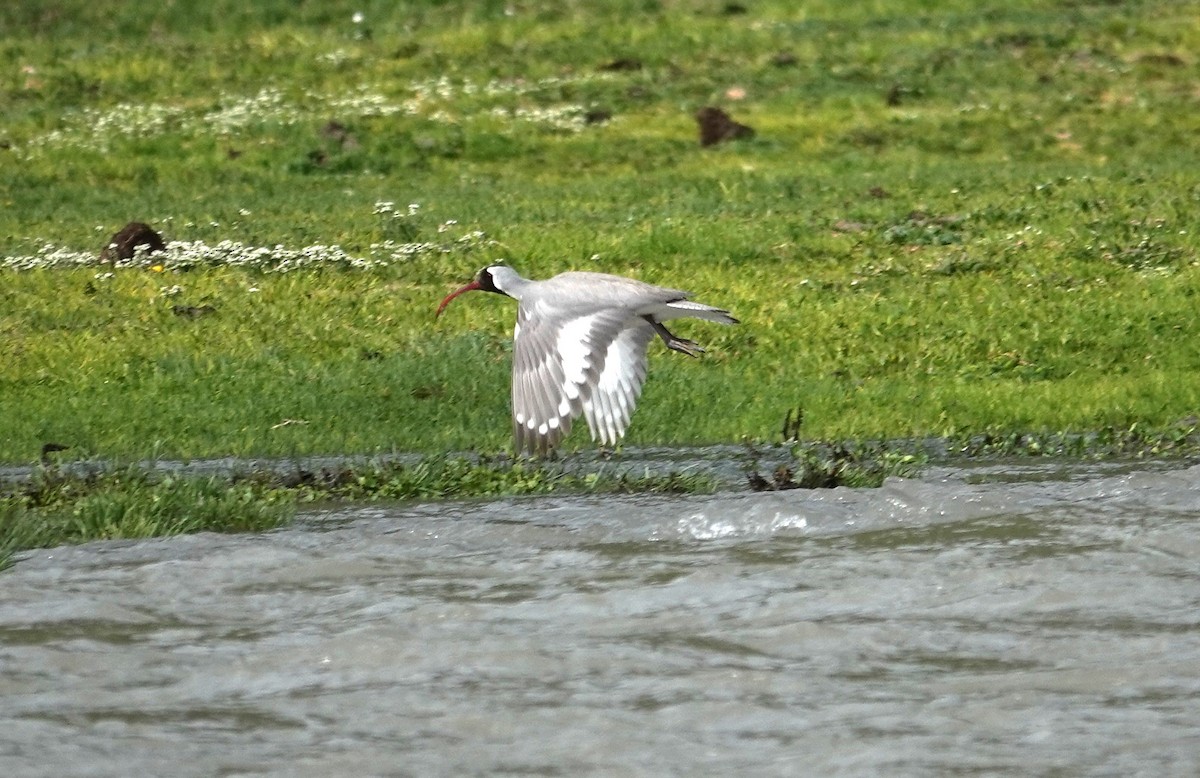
664;299;739;325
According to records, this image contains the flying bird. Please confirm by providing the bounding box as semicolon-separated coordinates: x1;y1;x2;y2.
436;265;738;455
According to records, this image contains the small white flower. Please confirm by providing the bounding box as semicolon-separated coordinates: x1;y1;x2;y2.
352;11;365;24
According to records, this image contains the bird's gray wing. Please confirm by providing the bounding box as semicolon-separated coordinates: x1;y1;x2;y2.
582;320;655;446
511;305;640;455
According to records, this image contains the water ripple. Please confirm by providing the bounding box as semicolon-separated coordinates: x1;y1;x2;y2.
3;462;1200;775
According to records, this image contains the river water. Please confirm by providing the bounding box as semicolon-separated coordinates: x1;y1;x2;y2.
2;459;1199;776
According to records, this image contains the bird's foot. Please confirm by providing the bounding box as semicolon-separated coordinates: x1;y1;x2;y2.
646;318;706;358
664;336;705;358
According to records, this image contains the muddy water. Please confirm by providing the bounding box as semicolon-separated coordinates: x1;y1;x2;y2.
2;461;1199;776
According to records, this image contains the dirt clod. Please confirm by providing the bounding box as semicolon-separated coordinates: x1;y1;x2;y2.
695;106;754;147
101;222;166;262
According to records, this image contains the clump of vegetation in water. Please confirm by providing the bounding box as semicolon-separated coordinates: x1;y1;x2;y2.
228;454;716;502
746;442;926;490
947;420;1200;460
745;417;1200;490
0;467;293;566
0;456;716;565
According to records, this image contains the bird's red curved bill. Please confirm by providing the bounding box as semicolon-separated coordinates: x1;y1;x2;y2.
435;280;481;318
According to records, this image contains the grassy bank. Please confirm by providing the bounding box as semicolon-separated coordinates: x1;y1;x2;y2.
0;455;722;565
3;2;1199;467
7;419;1200;565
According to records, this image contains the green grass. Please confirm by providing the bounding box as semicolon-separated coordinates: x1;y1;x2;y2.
3;0;1199;463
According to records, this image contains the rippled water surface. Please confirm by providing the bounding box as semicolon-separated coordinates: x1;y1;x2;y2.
4;461;1200;776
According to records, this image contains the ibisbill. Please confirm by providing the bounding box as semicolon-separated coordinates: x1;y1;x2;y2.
436;265;738;455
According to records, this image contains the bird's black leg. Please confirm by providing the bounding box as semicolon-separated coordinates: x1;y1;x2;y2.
645;317;705;358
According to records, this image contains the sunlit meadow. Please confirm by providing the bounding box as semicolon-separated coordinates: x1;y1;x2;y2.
3;0;1200;469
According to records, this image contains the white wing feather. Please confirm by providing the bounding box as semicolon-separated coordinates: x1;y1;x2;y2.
511;308;638;454
582;322;653;445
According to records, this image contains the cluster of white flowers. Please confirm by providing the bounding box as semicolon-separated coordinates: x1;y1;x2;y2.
368;229;488;262
14;69;612;156
373;201;421;217
94;101;186;137
318;49;353;66
407;75;461;104
489;104;589;132
403;73;610;133
0;240;377;272
25;101;187;152
408;73;610;104
325;86;406;118
176;240;388;271
1;243;108;271
3;227;492;274
203;87;298;134
15;85;404;156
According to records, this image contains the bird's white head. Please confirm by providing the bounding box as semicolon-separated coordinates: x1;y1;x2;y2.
435;264;519;318
480;264;522;295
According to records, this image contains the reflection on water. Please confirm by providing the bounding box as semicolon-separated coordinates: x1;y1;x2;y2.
3;461;1200;775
